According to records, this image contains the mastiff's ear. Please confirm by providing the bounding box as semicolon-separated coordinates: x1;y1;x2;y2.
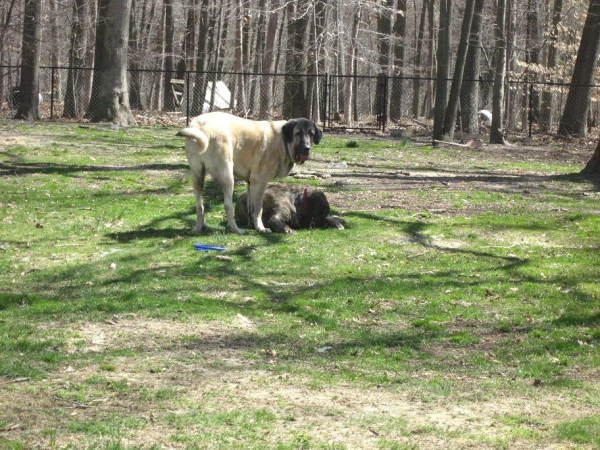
313;123;323;145
282;119;298;143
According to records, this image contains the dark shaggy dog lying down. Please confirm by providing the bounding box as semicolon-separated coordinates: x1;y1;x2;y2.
234;183;344;234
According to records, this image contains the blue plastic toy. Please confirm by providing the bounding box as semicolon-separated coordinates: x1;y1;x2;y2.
194;244;227;252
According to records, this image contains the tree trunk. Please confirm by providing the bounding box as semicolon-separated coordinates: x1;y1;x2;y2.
412;0;427;118
128;0;143;110
182;0;196;72
249;4;265;115
432;0;452;140
15;0;41;121
48;0;62;100
490;0;507;144
343;3;362;124
83;0;97;112
305;12;317;121
390;0;406;122
231;0;245;113
241;1;250;111
375;0;394;124
521;0;540;130
425;0;435;118
540;0;563;132
140;0;157;58
376;0;393;73
163;0;175;111
460;0;484;133
0;0;18;100
581;138;600;174
273;5;286;75
85;0;109;119
63;0;90;118
558;0;600;137
259;0;280;119
334;4;343;114
505;0;517;131
283;1;309;118
306;1;328;121
192;0;209;116
314;0;329;76
131;0;157;110
0;0;17;64
442;0;476;139
215;1;228;73
91;0;136;126
312;0;329;121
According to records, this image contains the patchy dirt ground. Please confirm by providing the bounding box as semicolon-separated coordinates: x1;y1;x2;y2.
285;139;599;230
1;317;595;449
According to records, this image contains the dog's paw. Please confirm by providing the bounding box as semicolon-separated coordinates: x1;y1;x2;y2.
327;217;345;230
227;225;245;235
253;223;272;233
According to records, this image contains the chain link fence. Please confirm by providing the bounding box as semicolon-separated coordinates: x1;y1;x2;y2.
1;65;599;137
384;75;600;138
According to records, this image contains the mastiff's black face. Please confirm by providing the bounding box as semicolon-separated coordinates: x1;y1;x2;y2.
282;118;323;165
298;190;331;229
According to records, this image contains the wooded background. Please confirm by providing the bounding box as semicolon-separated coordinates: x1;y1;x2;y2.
1;0;599;142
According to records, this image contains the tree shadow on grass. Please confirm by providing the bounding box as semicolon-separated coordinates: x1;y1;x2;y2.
553;311;600;327
0;160;189;177
3;224;598;383
323;163;600;199
343;210;528;263
557;171;600;191
104;205;291;244
104;205;201;242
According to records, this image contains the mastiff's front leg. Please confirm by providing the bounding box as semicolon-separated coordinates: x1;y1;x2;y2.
266;215;296;234
247;179;271;233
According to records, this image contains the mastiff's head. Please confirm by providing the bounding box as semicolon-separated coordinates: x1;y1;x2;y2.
298;189;331;229
282;118;323;164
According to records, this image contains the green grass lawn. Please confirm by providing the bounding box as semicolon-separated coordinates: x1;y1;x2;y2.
1;120;599;449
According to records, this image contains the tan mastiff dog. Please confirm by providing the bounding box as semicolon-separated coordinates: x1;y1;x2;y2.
177;112;322;234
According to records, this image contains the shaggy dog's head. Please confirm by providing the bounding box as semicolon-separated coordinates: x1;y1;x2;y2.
298;189;331;228
282;118;323;164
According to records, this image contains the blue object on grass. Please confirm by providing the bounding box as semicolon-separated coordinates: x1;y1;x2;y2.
194;243;227;252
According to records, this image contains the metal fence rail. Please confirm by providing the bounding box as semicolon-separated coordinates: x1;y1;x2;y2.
1;65;599;137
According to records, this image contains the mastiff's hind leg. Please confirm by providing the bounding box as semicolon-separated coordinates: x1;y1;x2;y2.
190;166;208;233
218;170;245;235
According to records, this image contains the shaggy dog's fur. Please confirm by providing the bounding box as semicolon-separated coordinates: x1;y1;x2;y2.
235;183;344;234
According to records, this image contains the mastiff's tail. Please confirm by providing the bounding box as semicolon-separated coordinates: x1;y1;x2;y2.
176;127;210;154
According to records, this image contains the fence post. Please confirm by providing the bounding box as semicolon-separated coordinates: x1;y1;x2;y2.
528;83;533;138
50;66;55;119
322;72;329;130
377;73;388;132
